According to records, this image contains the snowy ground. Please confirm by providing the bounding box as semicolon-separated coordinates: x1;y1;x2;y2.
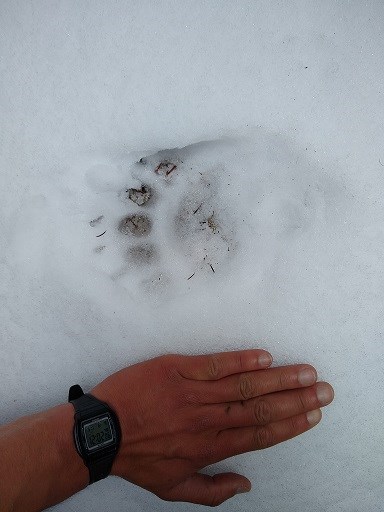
1;1;384;511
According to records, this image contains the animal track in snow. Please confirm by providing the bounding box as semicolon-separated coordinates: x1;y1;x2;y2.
9;130;346;320
50;133;332;305
88;144;239;298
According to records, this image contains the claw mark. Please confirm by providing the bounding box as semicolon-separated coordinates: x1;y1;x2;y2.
209;264;215;273
89;215;104;227
207;212;218;234
187;273;195;280
96;230;107;237
166;165;177;176
193;203;203;214
155;161;177;177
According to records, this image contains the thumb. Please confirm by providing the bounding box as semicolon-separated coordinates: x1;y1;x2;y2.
164;472;252;506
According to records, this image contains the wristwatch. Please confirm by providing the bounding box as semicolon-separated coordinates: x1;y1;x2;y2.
68;384;121;484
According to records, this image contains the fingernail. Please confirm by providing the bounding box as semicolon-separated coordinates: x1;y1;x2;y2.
316;383;334;406
298;368;316;386
307;409;322;426
258;353;273;367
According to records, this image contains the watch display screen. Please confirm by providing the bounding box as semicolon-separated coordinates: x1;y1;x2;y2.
83;416;113;450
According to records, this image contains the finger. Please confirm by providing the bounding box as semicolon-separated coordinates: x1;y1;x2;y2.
216;409;322;460
197;364;318;403
204;382;334;430
176;349;273;381
163;472;251;506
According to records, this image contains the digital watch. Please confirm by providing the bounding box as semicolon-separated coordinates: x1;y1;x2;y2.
68;384;121;484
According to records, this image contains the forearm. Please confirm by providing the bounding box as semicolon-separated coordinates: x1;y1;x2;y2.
0;404;88;512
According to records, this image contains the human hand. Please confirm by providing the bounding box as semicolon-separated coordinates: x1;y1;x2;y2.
91;350;334;506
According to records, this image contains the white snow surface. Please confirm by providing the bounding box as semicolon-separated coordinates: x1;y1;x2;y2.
1;1;384;511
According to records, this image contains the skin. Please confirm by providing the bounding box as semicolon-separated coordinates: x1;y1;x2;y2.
0;349;334;511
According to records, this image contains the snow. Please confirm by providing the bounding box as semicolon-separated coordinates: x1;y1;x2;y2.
1;1;384;511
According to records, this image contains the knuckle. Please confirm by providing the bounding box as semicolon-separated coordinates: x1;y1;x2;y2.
297;390;310;411
239;375;254;400
287;414;301;432
278;371;290;389
253;399;272;425
237;352;245;371
208;493;225;507
158;354;183;382
156;488;177;503
252;426;274;449
189;414;213;433
178;390;201;407
208;355;221;379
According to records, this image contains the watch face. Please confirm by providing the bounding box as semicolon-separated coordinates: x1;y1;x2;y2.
82;416;114;451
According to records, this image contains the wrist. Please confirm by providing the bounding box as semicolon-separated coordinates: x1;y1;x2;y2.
35;403;89;510
0;404;88;512
53;403;90;494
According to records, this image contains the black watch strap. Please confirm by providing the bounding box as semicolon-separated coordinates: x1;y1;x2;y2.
68;385;121;484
